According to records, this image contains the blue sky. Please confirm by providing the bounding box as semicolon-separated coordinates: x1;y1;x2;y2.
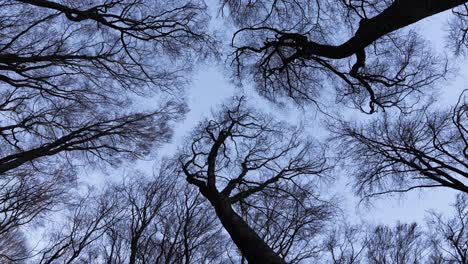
74;3;466;228
160;7;467;226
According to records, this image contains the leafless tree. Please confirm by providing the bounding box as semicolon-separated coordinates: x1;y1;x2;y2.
323;222;431;264
101;170;176;264
0;168;69;236
3;1;466;263
26;148;466;264
330;90;467;197
0;228;29;263
324;224;367;264
0;0;209;174
427;194;468;264
34;162;229;264
235;183;333;263
449;3;468;55
101;165;228;264
365;222;429;264
0;0;210;253
321;195;468;264
222;0;466;113
180;96;332;263
37;188;121;264
1;0;211;95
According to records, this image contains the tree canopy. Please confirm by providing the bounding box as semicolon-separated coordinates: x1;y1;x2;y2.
0;0;466;263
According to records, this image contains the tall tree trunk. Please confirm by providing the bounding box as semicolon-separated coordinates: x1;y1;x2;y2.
210;196;285;264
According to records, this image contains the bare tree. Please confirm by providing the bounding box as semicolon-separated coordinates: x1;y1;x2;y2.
366;222;429;264
222;0;465;113
427;194;468;264
4;1;466;263
101;165;228;264
323;222;431;264
449;3;468;55
321;195;468;264
0;0;210;252
330;90;468;197
1;0;210;95
37;188;122;264
35;162;229;264
235;184;333;263
0;228;29;264
102;171;175;264
324;224;367;264
180;96;332;263
0;168;69;237
0;0;209;174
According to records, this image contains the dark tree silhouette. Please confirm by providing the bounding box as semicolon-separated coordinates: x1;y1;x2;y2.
101;167;227;264
2;1;466;262
0;229;29;263
223;0;466;113
235;183;333;263
0;0;209;248
0;169;69;262
324;222;430;264
35;162;229;264
325;224;368;264
322;196;468;264
331;90;467;196
0;0;209;174
365;223;429;264
38;189;121;264
449;3;468;55
427;194;468;263
21;152;466;264
180;96;331;263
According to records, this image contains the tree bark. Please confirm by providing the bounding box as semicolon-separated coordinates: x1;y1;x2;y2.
301;0;468;59
209;195;285;264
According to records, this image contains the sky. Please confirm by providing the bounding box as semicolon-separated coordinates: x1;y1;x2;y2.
177;69;462;227
21;2;468;256
154;7;467;227
72;3;467;229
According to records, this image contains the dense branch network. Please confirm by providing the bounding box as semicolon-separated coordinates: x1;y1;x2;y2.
180;96;331;263
331;90;468;196
0;0;208;247
0;0;466;262
227;0;465;113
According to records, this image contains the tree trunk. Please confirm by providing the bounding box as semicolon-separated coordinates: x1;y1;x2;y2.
302;0;468;59
210;196;285;264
